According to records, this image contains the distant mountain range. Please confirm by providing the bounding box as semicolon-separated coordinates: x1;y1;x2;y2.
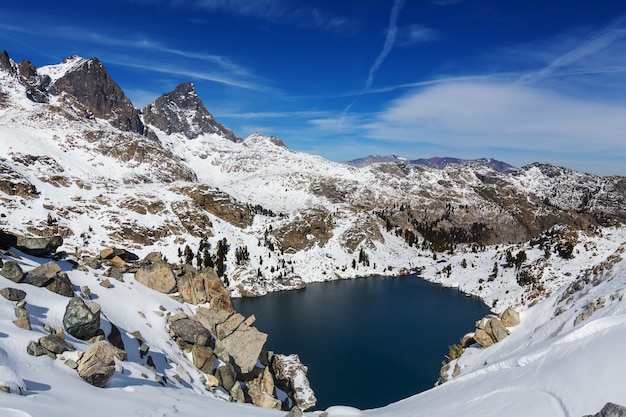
345;155;518;174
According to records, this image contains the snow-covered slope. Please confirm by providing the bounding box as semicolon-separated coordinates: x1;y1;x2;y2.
1;51;626;416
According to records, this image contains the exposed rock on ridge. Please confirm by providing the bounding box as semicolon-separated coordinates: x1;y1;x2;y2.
143;82;238;141
47;56;144;134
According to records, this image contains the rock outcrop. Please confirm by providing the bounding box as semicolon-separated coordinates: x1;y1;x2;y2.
270;354;317;411
584;402;626;417
48;57;144;134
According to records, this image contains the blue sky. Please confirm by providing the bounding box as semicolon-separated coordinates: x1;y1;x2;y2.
1;0;626;175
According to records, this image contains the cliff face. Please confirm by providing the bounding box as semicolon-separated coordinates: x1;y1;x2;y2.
47;57;144;134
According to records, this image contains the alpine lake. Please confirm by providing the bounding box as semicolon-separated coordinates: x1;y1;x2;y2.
233;273;491;410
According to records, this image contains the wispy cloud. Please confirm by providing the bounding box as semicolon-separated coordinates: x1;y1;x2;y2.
518;15;626;85
396;24;439;46
343;0;405;116
0;19;267;91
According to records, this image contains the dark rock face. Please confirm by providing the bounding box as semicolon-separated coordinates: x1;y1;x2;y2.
0;230;17;249
63;297;101;340
0;50;15;74
48;57;144;134
143;82;239;141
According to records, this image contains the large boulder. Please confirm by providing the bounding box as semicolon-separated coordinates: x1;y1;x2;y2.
39;334;75;355
63;297;101;340
169;317;211;347
134;261;176;294
221;320;267;375
191;344;215;373
22;262;74;296
474;316;510;348
500;307;521;327
0;260;24;282
1;287;27;301
16;235;63;256
270;354;317;411
77;340;127;388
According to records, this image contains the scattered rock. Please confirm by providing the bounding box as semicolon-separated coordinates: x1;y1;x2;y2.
80;285;92;299
204;373;220;390
109;255;126;269
26;340;46;356
0;365;26;395
99;278;111;288
16;235;63;256
65;359;79;369
63;297;101;340
135;261;177;294
0;260;23;282
39;334;75;354
270;354;317;411
500;307;520;327
77;340;127;388
1;287;27;301
21;261;74;296
107;322;125;351
13;305;31;330
286;406;304;417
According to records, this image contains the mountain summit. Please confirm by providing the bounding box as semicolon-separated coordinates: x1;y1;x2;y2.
143;82;239;141
41;55;144;134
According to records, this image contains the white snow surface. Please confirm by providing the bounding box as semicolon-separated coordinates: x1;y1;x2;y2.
1;58;626;416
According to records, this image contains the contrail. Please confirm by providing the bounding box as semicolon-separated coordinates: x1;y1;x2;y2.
342;0;405;119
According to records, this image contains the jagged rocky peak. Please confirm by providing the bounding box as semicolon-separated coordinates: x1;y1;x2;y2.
45;56;144;134
0;50;15;74
143;82;239;142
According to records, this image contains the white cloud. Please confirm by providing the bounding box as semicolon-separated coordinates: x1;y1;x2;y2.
365;81;626;152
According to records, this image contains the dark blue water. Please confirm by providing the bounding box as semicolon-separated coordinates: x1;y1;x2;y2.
233;274;491;410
